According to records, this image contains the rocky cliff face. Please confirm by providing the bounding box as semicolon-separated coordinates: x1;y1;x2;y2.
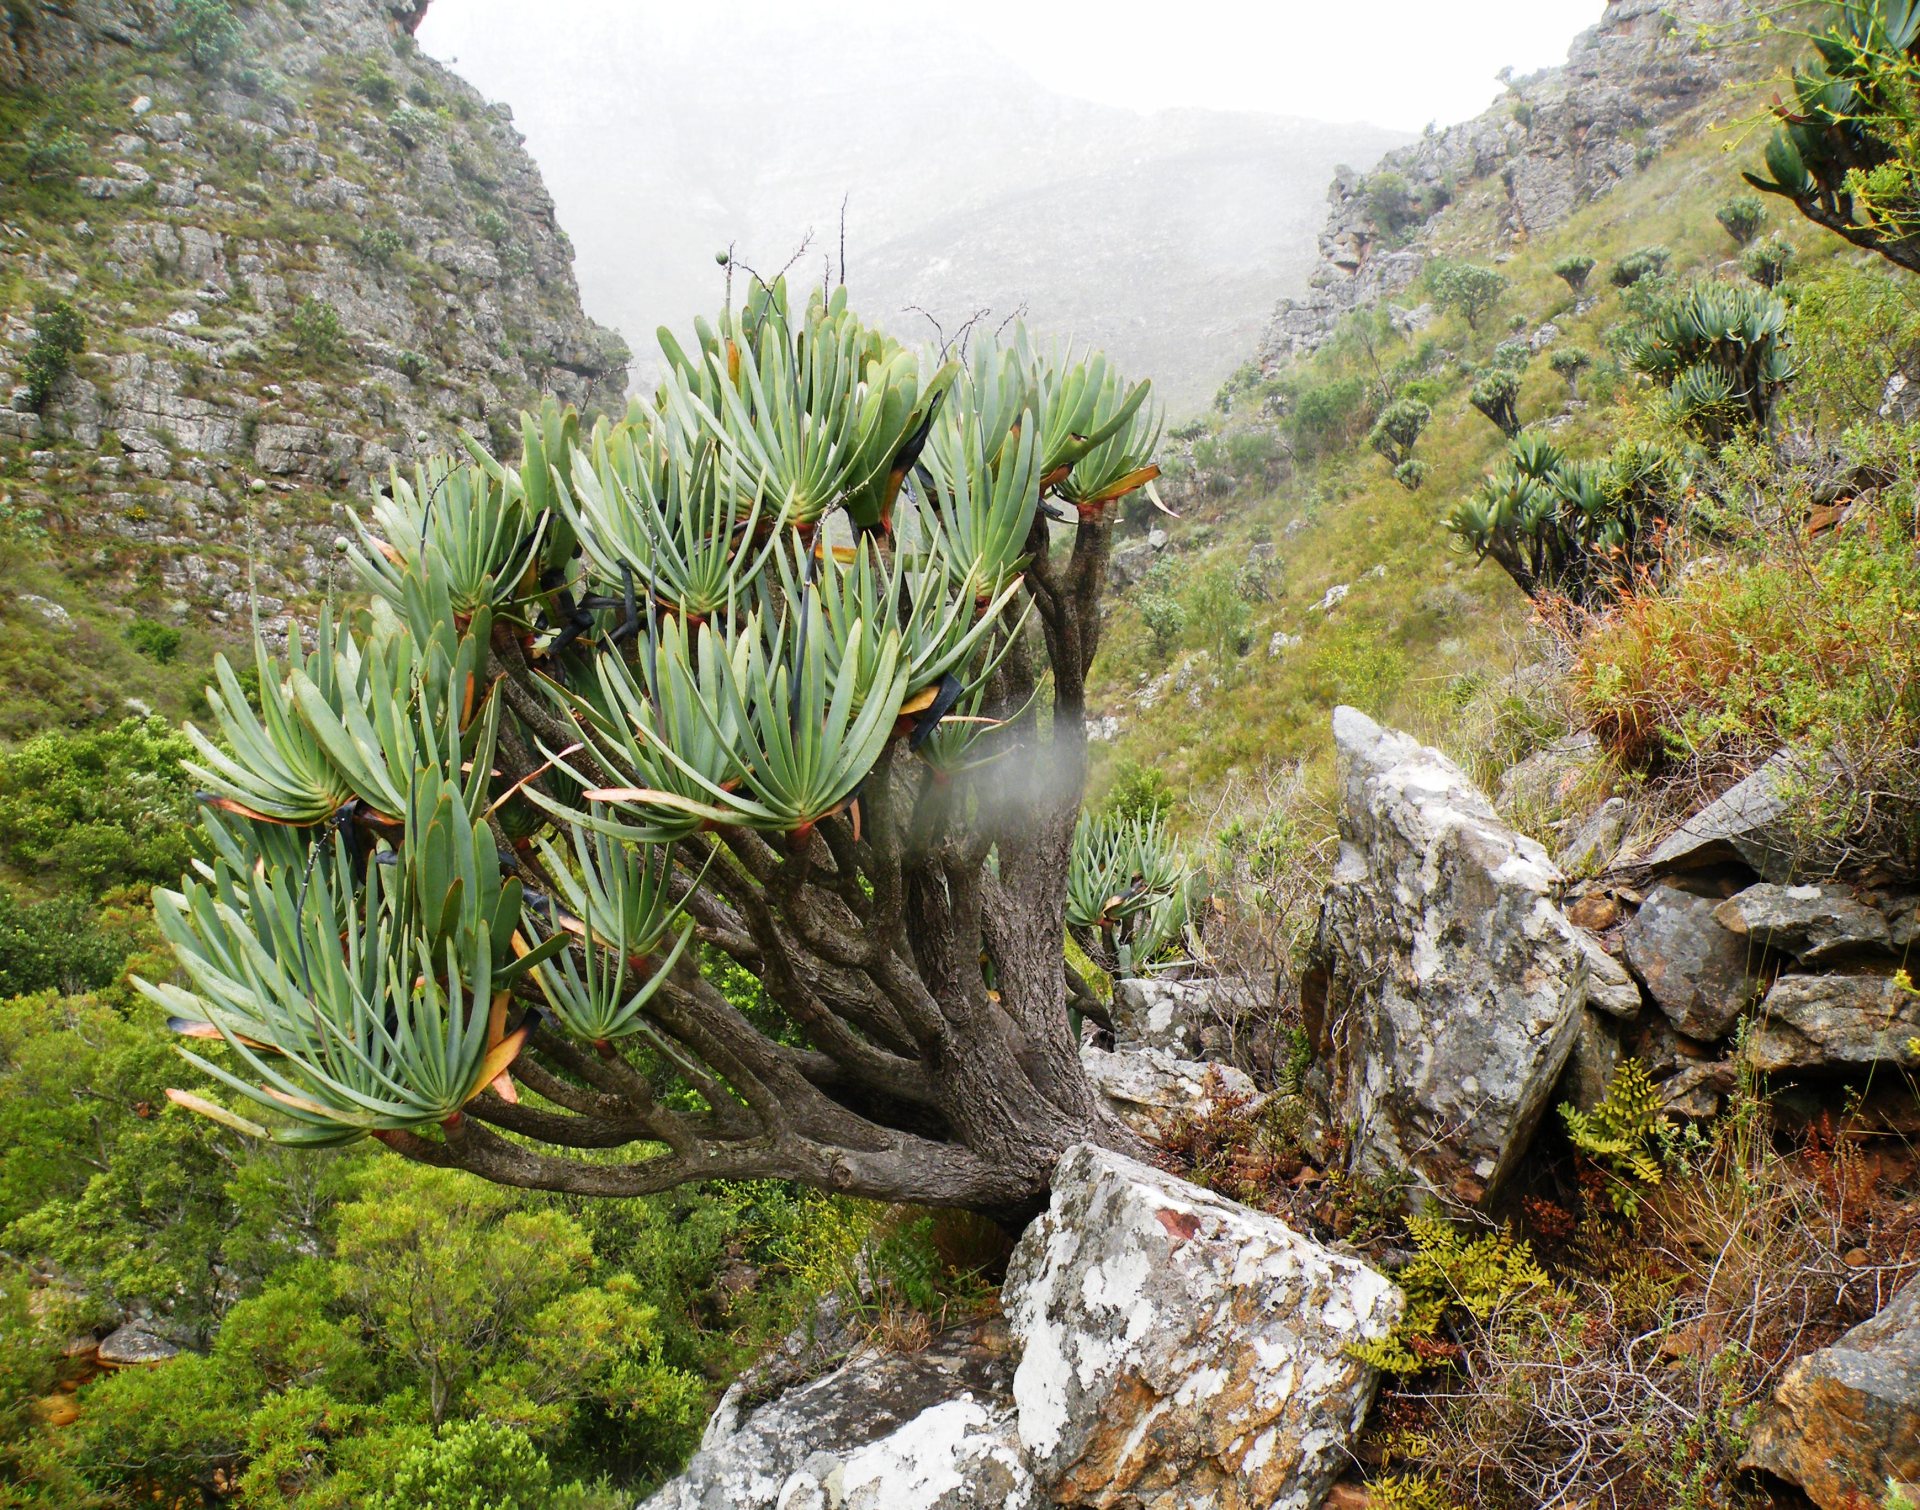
1259;0;1755;366
1;0;625;631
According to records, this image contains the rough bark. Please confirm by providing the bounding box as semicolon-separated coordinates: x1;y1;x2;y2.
382;514;1146;1216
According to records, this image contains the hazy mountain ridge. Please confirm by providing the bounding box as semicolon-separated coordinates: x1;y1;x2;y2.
418;10;1409;411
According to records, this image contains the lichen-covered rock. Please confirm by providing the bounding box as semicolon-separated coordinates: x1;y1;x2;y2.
1556;796;1630;876
1496;732;1602;816
1622;885;1764;1040
1079;1045;1258;1138
1005;1143;1401;1510
641;1320;1033;1510
94;1323;179;1367
1743;1278;1920;1508
1110;976;1259;1059
1713;883;1894;964
1304;707;1587;1210
1742;973;1920;1073
1573;929;1643;1019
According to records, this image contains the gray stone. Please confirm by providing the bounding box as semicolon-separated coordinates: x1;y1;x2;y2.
1110;975;1258;1058
1645;752;1821;882
1306;708;1588;1210
15;593;72;628
1496;731;1602;816
1005;1144;1401;1510
95;1324;179;1367
1079;1045;1257;1138
642;1322;1033;1510
1714;883;1894;963
1743;973;1920;1073
1574;930;1643;1020
1657;1060;1735;1119
1564;1008;1624;1114
1623;885;1764;1041
1556;796;1629;876
1743;1278;1920;1508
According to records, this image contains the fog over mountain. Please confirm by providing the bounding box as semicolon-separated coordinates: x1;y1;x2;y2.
417;6;1412;413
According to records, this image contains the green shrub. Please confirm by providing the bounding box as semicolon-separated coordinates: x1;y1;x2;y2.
387;102;438;148
1490;338;1531;371
476;207;512;244
21;298;84;412
395;348;430;380
1137;586;1187;661
124;619;182;664
0;889;142;997
290;296;344;362
1287;373;1368;458
357;65;398;105
0;715;198;894
360;226;406;265
1427;260;1508;331
1102;760;1174;823
1789;262;1920;425
1552;253;1596;293
170;0;244;68
374;1421;553;1510
1576;485;1920;869
1224;426;1281;480
22;121;88;182
1609;246;1670;288
1187;563;1253;680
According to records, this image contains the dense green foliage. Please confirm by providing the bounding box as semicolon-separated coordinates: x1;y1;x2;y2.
21;300;83;413
1427;260;1508;330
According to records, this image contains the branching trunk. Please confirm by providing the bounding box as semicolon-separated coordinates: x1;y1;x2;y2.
381;515;1146;1216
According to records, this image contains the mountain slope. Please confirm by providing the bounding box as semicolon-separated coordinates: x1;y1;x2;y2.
0;0;626;733
416;7;1408;414
1085;0;1781;803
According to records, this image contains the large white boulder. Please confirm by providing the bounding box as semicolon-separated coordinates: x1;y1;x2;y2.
1003;1143;1401;1509
1304;707;1588;1210
640;1322;1034;1510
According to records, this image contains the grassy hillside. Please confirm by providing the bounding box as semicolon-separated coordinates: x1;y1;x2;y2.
1086;57;1823;817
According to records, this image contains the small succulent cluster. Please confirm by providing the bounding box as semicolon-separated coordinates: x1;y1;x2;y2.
1622;280;1792;441
1065;811;1193;977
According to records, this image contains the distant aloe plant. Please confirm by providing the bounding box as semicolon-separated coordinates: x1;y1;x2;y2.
142;276;1169;1216
1469;365;1524;438
1368;397;1433;489
1623;281;1793;441
1446;431;1689;604
1552;254;1597;294
1066;811;1193;979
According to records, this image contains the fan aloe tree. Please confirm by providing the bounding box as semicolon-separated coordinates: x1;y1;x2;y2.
1745;0;1920;274
144;278;1167;1219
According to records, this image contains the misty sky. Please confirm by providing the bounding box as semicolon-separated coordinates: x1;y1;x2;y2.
419;0;1609;134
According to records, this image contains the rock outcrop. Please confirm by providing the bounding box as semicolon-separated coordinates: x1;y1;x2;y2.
642;1145;1399;1510
1622;884;1765;1041
1744;1278;1920;1508
0;0;625;633
1259;0;1754;364
1004;1144;1400;1510
1303;707;1587;1211
645;1319;1031;1510
1080;1044;1258;1139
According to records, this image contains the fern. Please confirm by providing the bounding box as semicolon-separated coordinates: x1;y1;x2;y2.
1561;1059;1668;1213
1371;1472;1456;1510
1346;1210;1550;1376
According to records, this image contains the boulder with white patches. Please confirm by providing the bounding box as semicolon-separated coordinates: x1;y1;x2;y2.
1302;707;1588;1210
1003;1143;1401;1510
640;1321;1035;1510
